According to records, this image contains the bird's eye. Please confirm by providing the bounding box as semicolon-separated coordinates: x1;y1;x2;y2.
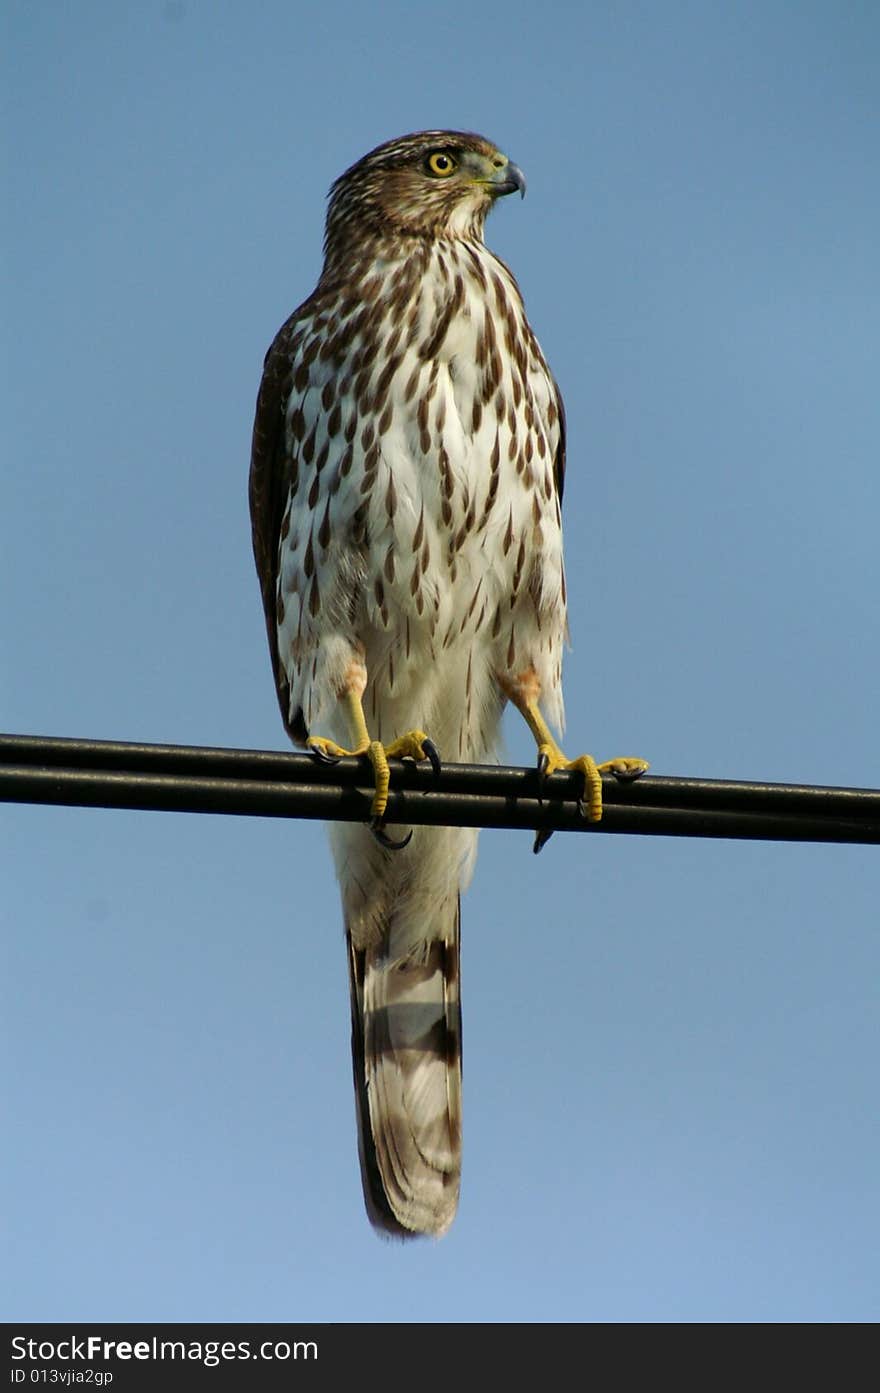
426;151;457;177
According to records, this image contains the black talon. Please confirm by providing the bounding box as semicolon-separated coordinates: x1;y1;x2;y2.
370;820;413;852
422;738;442;782
612;764;647;783
307;745;342;765
536;751;549;804
533;828;554;855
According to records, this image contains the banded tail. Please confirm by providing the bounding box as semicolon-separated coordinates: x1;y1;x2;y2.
347;895;462;1237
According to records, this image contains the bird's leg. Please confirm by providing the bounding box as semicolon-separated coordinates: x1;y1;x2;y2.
499;666;648;825
306;661;440;831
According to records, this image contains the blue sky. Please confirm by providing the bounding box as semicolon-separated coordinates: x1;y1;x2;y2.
3;0;878;1321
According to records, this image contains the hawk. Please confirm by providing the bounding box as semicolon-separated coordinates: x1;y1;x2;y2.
250;131;646;1238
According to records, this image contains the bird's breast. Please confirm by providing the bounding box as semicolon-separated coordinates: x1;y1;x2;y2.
279;241;566;678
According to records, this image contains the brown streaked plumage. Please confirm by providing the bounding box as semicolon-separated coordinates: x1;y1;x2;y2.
250;130;567;1237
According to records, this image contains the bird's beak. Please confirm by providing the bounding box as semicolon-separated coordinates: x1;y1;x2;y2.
490;160;527;199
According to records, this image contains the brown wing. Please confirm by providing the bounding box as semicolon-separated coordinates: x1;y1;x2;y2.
552;376;567;506
249;312;306;744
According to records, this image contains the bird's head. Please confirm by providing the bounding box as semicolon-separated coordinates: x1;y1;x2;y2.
324;130;526;251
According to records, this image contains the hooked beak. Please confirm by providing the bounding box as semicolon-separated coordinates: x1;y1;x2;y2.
490;159;527;199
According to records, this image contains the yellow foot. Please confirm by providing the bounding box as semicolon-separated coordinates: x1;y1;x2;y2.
306;735;369;762
307;729;440;822
374;730;440;820
538;743;649;822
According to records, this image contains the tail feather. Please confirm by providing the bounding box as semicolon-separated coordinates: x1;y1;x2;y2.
348;896;462;1238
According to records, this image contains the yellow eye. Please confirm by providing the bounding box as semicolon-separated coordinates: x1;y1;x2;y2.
427;151;457;177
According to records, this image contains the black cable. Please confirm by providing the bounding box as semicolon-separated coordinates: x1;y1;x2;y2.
1;732;879;844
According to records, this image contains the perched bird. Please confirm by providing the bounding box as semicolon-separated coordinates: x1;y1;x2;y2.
250;130;646;1238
